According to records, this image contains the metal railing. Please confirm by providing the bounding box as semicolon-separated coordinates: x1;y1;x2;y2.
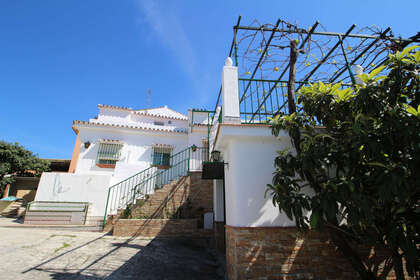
102;145;208;228
209;107;221;152
239;78;294;123
210;79;294;125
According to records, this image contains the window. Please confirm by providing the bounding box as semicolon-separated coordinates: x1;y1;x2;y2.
168;120;172;124
96;142;123;167
154;121;164;126
201;138;209;161
152;146;172;166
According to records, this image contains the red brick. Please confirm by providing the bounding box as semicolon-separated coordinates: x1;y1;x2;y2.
225;226;410;280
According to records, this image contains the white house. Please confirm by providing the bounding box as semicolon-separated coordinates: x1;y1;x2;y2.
35;105;210;219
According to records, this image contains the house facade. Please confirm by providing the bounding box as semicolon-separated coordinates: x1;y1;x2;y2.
35;105;210;219
209;58;404;280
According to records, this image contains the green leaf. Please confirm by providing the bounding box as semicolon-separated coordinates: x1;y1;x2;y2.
358;73;370;84
374;75;387;82
310;211;320;228
405;104;418;116
415;51;420;63
369;65;386;79
348;182;355;192
331;82;342;92
335;88;353;102
400;45;420;58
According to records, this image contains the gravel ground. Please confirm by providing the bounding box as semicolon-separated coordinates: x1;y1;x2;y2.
0;219;224;280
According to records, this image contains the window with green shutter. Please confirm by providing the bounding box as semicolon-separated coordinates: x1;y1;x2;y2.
97;142;123;165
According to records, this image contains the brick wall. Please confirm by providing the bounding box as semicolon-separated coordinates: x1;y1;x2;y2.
226;226;406;280
113;219;198;237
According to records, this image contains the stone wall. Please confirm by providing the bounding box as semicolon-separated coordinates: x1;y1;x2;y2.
113;219;198;237
226;226;404;280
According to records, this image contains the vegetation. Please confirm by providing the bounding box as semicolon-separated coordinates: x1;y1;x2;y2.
0;141;50;194
267;46;420;279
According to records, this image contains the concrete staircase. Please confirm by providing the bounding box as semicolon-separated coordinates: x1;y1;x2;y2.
105;171;213;232
131;172;212;220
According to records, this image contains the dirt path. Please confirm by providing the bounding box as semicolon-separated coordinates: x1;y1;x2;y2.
0;223;224;279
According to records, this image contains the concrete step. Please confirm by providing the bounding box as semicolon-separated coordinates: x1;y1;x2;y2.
2;224;103;232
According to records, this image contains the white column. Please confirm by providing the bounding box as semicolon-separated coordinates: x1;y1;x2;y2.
222;57;240;124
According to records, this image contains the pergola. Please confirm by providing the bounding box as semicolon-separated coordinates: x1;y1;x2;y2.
212;16;420;123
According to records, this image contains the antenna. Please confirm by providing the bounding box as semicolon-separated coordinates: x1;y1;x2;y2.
147;89;151;108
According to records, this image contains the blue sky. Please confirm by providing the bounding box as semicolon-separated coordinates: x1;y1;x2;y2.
0;0;419;159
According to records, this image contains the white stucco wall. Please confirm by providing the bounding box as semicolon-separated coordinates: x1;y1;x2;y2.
213;179;225;222
75;127;190;184
215;125;297;227
35;172;111;217
188;127;208;145
95;107;188;128
95;108;131;125
74;104;210;180
188;110;210;125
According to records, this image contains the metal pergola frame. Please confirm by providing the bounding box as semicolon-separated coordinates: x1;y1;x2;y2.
212;16;420;124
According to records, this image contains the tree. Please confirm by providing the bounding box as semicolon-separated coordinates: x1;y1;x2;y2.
267;46;420;279
0;141;50;194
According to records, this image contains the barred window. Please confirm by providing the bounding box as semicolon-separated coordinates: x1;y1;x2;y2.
201;138;209;161
152;146;172;166
97;142;123;165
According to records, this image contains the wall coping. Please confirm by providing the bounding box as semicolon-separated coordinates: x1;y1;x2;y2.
117;218;199;222
225;225;297;230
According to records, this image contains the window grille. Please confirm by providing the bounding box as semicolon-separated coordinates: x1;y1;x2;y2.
97;142;123;165
201;139;209;161
152;146;172;166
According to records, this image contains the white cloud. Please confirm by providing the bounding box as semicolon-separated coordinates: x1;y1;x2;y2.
137;0;212;106
137;0;197;79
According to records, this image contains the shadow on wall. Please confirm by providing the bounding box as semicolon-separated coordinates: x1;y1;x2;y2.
135;146;153;163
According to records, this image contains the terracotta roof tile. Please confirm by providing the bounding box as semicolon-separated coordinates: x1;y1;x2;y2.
152;143;174;148
97;104;188;120
72;120;187;134
133;111;188;121
98;104;132;111
99;139;124;144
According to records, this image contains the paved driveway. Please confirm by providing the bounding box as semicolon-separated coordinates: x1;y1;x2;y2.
0;222;224;280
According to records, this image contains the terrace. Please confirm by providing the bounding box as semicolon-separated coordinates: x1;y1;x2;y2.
210;16;419;126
